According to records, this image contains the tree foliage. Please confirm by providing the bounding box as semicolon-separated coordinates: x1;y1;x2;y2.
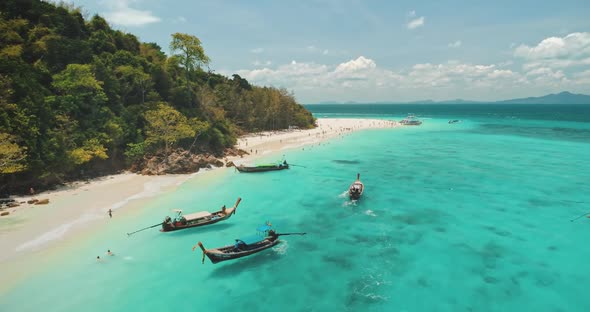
0;133;27;174
144;103;195;156
0;0;315;193
170;33;210;106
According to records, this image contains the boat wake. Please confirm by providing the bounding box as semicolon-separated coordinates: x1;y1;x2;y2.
364;209;377;217
274;240;288;255
351;272;391;303
342;200;357;207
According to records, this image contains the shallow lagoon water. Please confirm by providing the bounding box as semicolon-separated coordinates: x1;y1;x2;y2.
2;104;590;311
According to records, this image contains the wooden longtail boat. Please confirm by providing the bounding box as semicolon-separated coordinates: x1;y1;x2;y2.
349;173;364;200
236;160;289;173
160;197;241;232
196;224;306;264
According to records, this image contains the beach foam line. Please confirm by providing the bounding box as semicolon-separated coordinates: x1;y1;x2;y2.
15;213;100;252
108;175;185;212
15;176;185;253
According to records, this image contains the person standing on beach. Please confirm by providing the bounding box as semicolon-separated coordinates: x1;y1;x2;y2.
108;209;112;218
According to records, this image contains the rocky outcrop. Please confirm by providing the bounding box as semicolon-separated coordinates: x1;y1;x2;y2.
138;149;229;175
225;161;235;167
34;199;49;205
224;148;249;157
0;211;9;216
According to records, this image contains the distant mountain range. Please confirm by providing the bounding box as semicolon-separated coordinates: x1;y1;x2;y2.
315;91;590;105
495;91;590;104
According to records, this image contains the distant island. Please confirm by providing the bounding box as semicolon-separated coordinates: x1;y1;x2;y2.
315;91;590;105
494;92;590;104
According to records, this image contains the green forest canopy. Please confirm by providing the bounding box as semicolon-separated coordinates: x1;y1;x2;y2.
0;0;315;192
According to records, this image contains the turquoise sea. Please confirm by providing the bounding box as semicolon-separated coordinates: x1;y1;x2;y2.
2;104;590;311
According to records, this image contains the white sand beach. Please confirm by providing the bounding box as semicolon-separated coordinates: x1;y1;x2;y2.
233;118;399;164
0;118;399;264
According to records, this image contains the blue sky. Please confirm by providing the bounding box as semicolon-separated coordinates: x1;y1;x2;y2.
69;0;590;103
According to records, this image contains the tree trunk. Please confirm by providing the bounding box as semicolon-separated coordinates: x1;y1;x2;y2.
188;131;202;153
185;56;191;106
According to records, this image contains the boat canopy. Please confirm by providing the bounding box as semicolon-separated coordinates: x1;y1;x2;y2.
238;235;265;245
182;211;211;220
257;224;272;232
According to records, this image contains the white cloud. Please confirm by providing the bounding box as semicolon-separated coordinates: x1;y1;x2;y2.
487;69;516;79
523;57;590;70
101;0;160;26
515;33;590;59
250;48;264;54
236;57;521;91
305;45;331;55
232;56;588;102
573;70;590;84
526;67;555;76
448;40;462;48
406;62;519;88
335;56;376;73
514;32;590;69
253;60;272;66
407;17;425;29
235;57;379;90
524;67;568;86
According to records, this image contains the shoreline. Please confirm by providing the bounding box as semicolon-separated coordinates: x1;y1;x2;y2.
0;118;399;289
232;118;398;164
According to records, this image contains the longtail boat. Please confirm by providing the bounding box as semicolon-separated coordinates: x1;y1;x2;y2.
348;173;364;200
195;223;306;264
160;197;241;232
236;160;289;173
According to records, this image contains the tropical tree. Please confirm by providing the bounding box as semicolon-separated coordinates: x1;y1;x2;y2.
169;33;210;105
0;133;27;174
144;103;195;158
115;65;152;105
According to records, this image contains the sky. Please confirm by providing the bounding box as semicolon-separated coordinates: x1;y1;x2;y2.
67;0;590;103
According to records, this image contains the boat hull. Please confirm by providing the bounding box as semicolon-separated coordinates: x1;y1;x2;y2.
160;198;240;232
349;192;362;200
236;165;289;172
204;238;280;264
161;212;233;232
349;182;364;200
400;120;422;125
